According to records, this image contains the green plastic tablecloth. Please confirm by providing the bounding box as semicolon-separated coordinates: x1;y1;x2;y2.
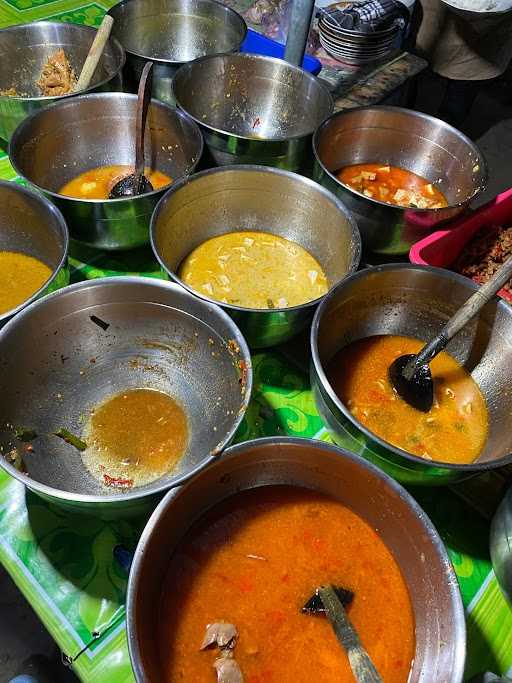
1;4;512;680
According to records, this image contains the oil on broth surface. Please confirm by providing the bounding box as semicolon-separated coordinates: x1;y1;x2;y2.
0;251;52;315
337;163;448;209
159;486;415;682
83;388;188;489
178;231;328;309
59;165;172;199
327;335;488;464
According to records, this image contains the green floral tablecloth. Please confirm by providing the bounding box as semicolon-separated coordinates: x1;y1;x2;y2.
1;3;512;681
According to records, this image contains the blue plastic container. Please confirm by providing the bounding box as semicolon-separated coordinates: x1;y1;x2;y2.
241;28;322;75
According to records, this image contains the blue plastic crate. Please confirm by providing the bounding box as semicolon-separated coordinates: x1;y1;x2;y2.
241;28;322;75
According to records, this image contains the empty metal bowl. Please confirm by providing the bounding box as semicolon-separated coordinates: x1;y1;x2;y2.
310;264;512;485
151;165;361;348
313;106;488;255
0;21;125;142
127;436;466;683
173;53;333;170
0;180;69;327
0;277;251;516
9;92;203;250
108;0;247;104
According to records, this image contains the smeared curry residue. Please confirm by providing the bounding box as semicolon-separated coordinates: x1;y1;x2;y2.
178;231;329;309
0;251;52;315
83;388;188;488
327;335;488;464
159;486;415;682
59;165;172;199
337;163;448;209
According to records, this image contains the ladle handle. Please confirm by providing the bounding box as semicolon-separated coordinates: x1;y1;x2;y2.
318;585;382;683
405;255;512;379
75;15;114;92
134;62;153;189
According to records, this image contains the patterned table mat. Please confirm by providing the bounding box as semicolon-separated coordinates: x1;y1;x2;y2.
0;3;511;681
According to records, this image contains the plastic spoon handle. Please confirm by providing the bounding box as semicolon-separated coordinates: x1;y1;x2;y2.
404;255;512;379
134;62;153;188
318;585;382;683
75;15;114;91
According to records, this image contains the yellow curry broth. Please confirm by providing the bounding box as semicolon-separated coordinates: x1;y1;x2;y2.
327;335;488;464
0;251;52;315
59;165;172;199
178;231;328;309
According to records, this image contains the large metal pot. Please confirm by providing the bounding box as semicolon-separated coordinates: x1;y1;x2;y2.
0;277;251;517
9;93;203;251
310;264;512;485
151;165;361;347
313;106;488;255
491;485;512;604
0;180;69;328
127;437;466;682
0;21;125;142
173;53;333;170
108;0;247;104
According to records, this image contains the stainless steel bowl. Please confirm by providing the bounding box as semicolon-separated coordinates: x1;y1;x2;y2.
0;180;69;327
0;277;252;516
313;106;488;255
173;53;333;170
310;264;512;486
108;0;247;104
9;93;203;251
127;436;466;683
0;21;125;142
490;484;512;605
151;165;361;348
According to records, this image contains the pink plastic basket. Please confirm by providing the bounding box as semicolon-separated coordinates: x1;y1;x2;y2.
409;188;512;303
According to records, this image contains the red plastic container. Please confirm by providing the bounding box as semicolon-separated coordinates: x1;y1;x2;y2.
409;188;512;303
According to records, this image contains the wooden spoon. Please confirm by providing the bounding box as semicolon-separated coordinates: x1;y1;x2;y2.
389;255;512;412
75;15;114;92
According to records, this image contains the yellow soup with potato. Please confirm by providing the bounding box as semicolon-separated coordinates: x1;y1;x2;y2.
59;165;172;199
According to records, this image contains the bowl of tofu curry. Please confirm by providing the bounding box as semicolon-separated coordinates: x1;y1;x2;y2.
150;165;361;348
0;180;68;327
126;437;466;683
313;106;488;255
310;263;512;485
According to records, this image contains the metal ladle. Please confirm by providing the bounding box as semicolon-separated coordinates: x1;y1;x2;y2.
389;255;512;412
109;61;154;199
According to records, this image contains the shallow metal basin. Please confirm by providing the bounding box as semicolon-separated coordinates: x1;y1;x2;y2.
313;106;488;255
108;0;247;104
0;21;125;142
127;436;466;682
151;165;361;347
310;264;512;485
173;53;333;170
0;179;69;327
9;93;203;251
0;277;251;516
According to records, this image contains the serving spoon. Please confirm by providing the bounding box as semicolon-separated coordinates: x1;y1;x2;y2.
74;14;114;92
303;584;382;682
109;61;154;199
389;255;512;412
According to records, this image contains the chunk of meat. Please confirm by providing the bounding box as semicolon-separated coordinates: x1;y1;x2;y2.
214;654;244;683
36;49;76;96
201;622;238;650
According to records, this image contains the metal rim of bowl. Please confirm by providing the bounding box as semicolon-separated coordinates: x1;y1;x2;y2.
0;21;126;103
0;179;69;325
8;92;204;204
440;0;512;15
173;52;335;144
310;262;512;472
0;275;253;503
126;435;466;683
312;105;489;211
107;0;248;65
150;163;362;314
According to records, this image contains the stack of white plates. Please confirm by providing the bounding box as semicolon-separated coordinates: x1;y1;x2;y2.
318;11;404;65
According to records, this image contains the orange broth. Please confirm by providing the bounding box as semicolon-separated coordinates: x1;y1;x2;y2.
59;165;172;199
158;486;415;683
327;335;488;464
337;163;448;209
